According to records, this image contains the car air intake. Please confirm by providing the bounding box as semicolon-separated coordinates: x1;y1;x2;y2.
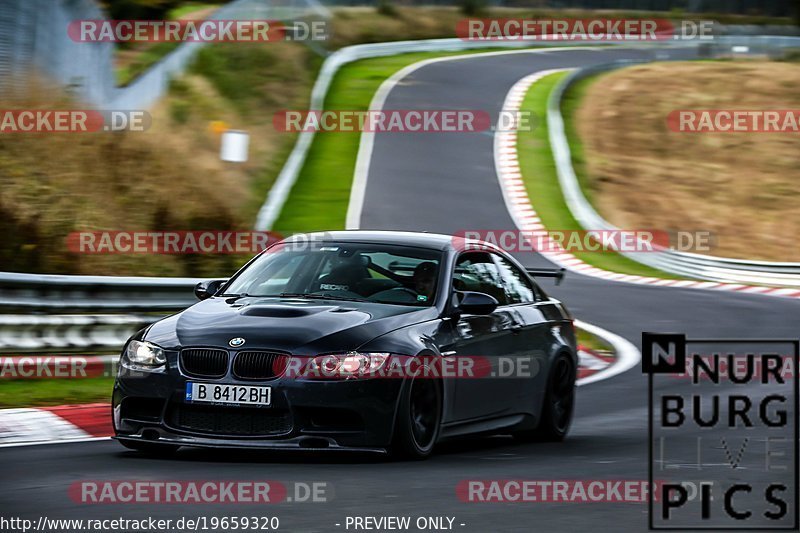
169;404;292;436
232;351;289;380
180;348;229;378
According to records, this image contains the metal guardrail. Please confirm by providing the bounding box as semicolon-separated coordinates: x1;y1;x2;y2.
0;271;200;312
0;271;197;353
547;36;800;288
0;315;155;353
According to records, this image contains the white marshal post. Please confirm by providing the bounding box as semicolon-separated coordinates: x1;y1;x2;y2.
220;130;249;163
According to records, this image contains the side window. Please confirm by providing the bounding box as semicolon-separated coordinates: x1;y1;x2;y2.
493;254;536;304
453;252;508;306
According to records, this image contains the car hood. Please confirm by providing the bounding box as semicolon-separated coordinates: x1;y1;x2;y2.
144;296;438;354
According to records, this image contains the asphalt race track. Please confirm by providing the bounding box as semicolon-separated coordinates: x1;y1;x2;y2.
1;46;798;532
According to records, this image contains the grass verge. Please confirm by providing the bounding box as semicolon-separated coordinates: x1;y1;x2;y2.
115;3;222;86
167;2;221;20
576;327;612;353
516;71;688;280
0;377;114;408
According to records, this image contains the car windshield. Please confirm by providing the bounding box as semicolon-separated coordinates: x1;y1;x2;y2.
221;242;442;307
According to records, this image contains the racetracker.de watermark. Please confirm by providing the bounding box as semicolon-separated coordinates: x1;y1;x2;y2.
0;356;115;379
240;354;542;380
453;230;714;253
668;110;800;133
67;231;283;254
69;481;330;504
272;110;538;133
0;110;150;133
68;19;328;42
456;19;714;41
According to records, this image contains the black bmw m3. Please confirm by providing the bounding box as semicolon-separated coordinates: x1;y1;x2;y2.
113;231;577;459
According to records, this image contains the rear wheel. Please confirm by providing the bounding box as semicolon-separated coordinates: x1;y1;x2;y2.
392;377;442;460
515;353;575;442
119;440;180;456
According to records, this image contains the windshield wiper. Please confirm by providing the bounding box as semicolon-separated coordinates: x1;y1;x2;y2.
277;292;370;302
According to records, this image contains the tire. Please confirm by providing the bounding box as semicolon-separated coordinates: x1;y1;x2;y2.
391;376;442;460
119;440;180;456
514;353;576;442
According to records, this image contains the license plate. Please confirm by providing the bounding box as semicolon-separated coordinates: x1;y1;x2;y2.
185;382;271;406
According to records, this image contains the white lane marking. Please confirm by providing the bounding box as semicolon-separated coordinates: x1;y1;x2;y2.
346;46;609;230
575;319;640;386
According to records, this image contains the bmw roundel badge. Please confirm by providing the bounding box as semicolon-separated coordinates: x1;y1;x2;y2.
229;337;245;348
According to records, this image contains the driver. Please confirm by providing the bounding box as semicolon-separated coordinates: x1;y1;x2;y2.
412;262;437;300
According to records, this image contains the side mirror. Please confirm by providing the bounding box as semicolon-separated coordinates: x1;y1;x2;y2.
455;291;498;315
194;279;227;300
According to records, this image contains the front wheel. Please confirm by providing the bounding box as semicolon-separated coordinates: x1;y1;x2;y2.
391;377;442;460
515;353;575;442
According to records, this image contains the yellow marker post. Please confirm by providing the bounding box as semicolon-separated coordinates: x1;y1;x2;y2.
209;120;228;135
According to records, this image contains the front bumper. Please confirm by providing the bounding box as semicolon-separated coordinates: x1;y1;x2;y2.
113;362;404;452
114;435;388;454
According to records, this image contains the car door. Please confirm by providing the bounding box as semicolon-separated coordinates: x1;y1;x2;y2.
491;253;551;414
445;252;523;421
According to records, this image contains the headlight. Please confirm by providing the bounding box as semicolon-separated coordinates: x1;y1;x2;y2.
123;340;166;369
305;352;390;379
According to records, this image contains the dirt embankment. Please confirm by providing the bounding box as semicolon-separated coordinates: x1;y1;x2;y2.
574;61;800;262
0;41;314;277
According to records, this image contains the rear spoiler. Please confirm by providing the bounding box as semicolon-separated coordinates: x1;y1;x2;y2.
526;267;566;285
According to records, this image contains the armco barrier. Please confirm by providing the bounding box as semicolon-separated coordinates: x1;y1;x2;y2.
0;271;199;312
547;36;800;288
0;316;152;353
